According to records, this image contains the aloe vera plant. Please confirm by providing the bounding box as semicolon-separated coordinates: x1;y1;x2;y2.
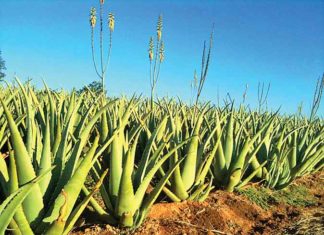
264;119;324;189
0;166;53;235
213;106;274;192
155;103;217;201
0;80;117;234
0;79;323;233
83;98;192;227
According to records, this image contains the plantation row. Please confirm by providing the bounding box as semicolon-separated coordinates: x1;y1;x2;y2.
0;80;323;234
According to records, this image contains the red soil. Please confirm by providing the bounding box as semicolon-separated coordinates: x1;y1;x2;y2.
72;172;323;235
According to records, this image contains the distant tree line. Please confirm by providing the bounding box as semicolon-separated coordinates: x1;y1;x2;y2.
0;51;6;80
76;80;105;95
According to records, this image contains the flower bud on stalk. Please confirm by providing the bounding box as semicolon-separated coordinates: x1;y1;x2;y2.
159;41;164;63
108;13;115;32
157;15;163;41
149;37;154;61
90;7;97;28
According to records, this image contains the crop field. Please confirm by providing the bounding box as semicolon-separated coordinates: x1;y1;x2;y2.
0;1;323;235
0;78;323;234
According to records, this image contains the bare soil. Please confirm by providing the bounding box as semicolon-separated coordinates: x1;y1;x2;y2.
72;172;323;235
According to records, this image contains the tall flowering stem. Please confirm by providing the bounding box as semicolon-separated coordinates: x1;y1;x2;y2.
89;0;115;95
148;15;164;110
90;8;101;80
194;29;214;111
190;70;198;105
103;13;114;74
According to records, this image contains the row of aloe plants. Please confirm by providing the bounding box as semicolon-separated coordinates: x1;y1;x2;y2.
0;80;323;233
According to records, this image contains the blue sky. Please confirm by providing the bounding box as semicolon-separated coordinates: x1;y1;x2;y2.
0;0;323;115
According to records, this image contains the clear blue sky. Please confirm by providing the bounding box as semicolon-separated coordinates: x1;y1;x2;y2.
0;0;323;115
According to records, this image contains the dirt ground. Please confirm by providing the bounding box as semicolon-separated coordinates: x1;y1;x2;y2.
72;172;323;235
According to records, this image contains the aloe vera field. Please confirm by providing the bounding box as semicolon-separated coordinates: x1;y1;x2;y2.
0;1;324;234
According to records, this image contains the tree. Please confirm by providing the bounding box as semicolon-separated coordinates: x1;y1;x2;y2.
0;51;6;80
76;80;105;95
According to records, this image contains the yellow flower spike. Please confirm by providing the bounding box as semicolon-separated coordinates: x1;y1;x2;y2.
149;51;153;62
157;15;163;41
159;41;164;63
108;13;115;32
89;7;97;28
148;37;154;61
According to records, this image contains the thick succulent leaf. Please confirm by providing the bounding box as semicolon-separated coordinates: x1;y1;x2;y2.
38;117;52;196
63;170;112;235
134;138;190;212
8;151;34;235
43;137;100;223
136;158;184;226
0;98;44;223
115;132;141;218
0;167;53;234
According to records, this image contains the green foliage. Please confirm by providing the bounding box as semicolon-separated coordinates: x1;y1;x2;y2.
0;2;322;232
239;184;318;209
0;51;6;80
76;80;105;95
238;187;274;209
0;79;116;234
0;79;323;232
276;185;318;207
